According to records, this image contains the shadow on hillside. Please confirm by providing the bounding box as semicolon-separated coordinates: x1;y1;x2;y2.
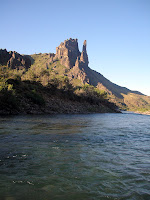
0;78;118;114
24;55;35;65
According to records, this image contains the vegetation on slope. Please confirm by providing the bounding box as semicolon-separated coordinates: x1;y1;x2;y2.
122;93;150;112
1;51;149;114
0;59;117;114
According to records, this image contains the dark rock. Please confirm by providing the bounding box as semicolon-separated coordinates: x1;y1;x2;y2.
49;53;55;63
0;49;11;65
0;49;31;69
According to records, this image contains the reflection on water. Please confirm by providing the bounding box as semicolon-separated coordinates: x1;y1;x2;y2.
0;113;150;200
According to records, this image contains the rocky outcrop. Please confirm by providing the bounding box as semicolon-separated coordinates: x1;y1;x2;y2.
53;38;89;70
69;61;90;84
54;38;81;68
80;40;89;66
52;38;89;84
0;49;31;70
0;49;11;65
68;40;89;83
49;53;55;63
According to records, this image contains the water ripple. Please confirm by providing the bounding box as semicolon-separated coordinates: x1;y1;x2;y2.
0;113;150;199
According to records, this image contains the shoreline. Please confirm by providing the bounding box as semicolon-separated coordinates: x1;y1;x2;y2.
0;98;120;115
121;110;150;116
134;111;150;116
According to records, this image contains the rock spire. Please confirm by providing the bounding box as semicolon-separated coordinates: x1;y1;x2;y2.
80;40;89;66
54;38;89;69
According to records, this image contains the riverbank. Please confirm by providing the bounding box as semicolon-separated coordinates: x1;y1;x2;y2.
0;79;119;115
0;95;117;115
122;110;150;116
134;111;150;115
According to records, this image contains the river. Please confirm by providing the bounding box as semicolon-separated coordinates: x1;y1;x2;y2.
0;112;150;200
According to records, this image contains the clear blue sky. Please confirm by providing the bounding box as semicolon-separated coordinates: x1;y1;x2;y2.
1;0;150;95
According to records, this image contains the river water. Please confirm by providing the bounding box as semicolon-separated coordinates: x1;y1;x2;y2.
0;112;150;200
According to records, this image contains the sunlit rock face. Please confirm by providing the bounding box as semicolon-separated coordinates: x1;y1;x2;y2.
54;38;80;68
54;38;88;69
54;38;89;84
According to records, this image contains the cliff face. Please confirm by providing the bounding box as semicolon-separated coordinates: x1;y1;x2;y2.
52;38;89;84
54;38;80;68
54;38;88;69
0;49;31;69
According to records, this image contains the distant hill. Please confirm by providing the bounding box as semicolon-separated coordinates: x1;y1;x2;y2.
0;38;150;113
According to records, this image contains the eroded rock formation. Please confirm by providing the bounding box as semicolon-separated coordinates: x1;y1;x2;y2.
53;38;88;69
0;49;31;70
52;38;89;84
80;40;88;65
54;38;81;68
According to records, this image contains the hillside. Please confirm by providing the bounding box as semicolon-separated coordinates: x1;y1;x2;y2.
0;38;150;114
0;49;118;114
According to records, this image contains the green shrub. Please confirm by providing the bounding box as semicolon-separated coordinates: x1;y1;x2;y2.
0;90;18;110
24;89;45;105
0;81;14;92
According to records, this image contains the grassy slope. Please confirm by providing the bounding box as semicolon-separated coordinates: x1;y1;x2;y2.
122;93;150;112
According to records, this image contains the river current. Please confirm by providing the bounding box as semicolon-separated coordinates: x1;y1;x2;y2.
0;112;150;200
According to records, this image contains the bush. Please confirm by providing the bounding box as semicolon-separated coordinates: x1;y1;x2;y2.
24;89;45;105
0;90;18;110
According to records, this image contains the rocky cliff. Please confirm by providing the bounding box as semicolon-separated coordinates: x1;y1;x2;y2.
50;38;89;84
54;38;80;68
0;49;31;69
52;38;88;69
